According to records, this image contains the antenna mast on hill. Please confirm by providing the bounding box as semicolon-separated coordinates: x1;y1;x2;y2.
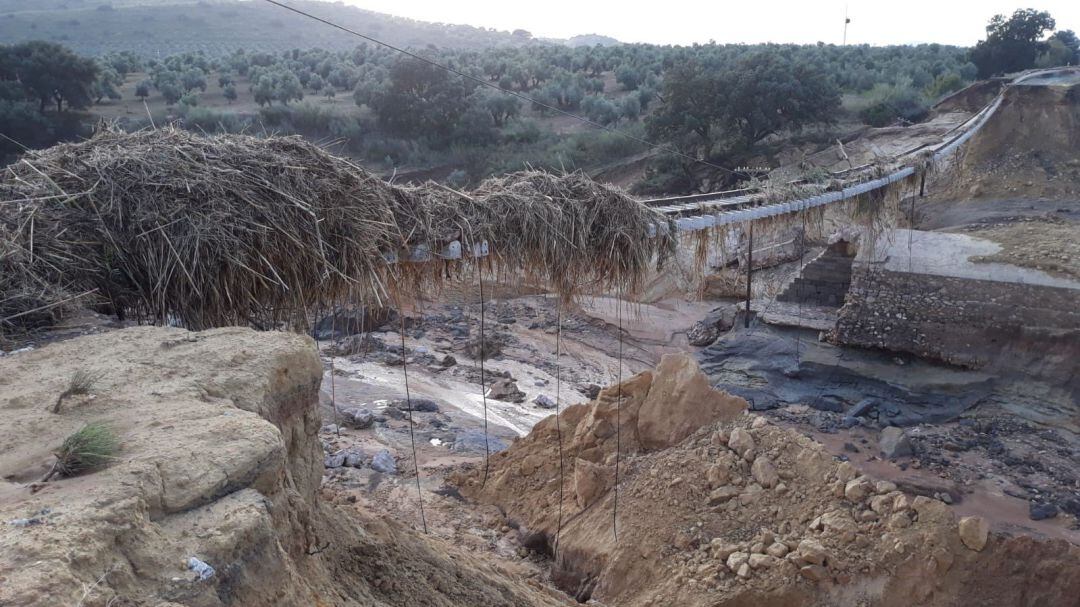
843;5;851;45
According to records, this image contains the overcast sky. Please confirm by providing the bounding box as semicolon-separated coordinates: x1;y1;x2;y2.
338;1;1079;46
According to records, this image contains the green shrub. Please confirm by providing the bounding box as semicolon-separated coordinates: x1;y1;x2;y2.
43;422;118;481
857;82;930;127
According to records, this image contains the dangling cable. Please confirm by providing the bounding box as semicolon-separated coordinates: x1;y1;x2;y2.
330;304;341;437
312;304;323;342
552;296;566;559
908;183;916;274
477;267;491;489
399;305;428;533
795;211;806;368
613;287;623;542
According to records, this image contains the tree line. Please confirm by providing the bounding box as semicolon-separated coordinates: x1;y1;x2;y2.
2;8;1077;188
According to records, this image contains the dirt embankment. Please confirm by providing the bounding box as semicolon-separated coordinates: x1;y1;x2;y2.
0;327;564;607
937;80;1080;200
454;355;1080;606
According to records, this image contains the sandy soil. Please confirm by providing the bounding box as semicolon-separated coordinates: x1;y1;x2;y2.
963;219;1080;280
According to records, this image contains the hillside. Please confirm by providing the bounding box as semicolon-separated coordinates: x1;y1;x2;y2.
0;0;549;56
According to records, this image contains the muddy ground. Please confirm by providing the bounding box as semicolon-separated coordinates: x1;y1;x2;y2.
310;288;1079;587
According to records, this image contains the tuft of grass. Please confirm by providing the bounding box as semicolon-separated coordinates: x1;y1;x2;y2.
42;422;119;482
52;369;103;414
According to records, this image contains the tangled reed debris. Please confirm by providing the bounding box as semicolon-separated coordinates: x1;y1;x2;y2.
1;128;672;335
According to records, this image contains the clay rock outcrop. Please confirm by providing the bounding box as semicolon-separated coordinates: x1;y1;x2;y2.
454;353;1080;607
0;327;324;607
636;353;746;450
1;327;563;607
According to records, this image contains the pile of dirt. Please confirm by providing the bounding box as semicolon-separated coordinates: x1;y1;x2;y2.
965;218;1080;280
0;327;563;606
938;79;1080;200
453;355;1080;606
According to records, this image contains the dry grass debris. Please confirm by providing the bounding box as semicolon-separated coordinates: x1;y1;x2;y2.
52;368;103;414
0;128;672;336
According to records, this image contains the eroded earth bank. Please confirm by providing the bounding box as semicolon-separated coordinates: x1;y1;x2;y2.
2;322;1077;606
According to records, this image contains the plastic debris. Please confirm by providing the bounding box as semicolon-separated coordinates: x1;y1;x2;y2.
187;556;215;581
7;518;43;527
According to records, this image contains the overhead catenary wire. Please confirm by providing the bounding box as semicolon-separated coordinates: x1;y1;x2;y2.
259;0;737;176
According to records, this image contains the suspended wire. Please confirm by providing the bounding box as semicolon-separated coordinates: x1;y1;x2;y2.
259;0;737;176
613;288;623;542
329;305;341;437
311;303;323;342
477;268;491;488
552;296;566;559
795;212;806;367
399;305;428;533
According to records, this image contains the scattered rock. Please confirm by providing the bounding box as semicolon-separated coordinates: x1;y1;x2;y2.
874;480;898;494
391;398;440;413
533;394;557;409
958;516;989;551
799;564;829;582
579;383;602;400
844;477;874;502
187;556;216;581
748;553;777;569
751;456;780;489
687;306;737;347
708;486;740;506
340;449;366;468
314;307;396;339
835;461;858;483
1029;501;1059;521
370;449;397;474
710;540;740;561
797;539;828;565
766;542;789;558
341;407;374;429
324;452;346;469
687;321;721;347
464;333;507;360
886;512;912;530
726;551;750;571
728;428;755;458
706;463;731;488
879;426;913;459
487;379;526;403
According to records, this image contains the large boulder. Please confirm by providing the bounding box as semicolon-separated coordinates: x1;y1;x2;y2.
340;407;374;429
488;379;526;403
686;305;738;347
879;426;914;459
636;353;747;451
958;516;990;551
